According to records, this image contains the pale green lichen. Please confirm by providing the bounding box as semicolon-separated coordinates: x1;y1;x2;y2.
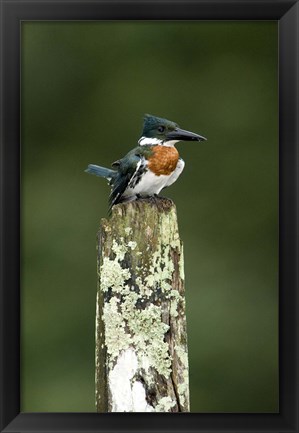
144;245;174;294
112;238;127;261
177;373;189;406
124;227;132;235
102;297;132;365
100;257;131;292
112;292;172;377
175;345;190;407
147;338;172;377
160;211;181;249
135;276;153;297
127;241;137;250
169;289;184;317
155;396;176;412
144;273;155;287
170;299;179;318
175;345;189;369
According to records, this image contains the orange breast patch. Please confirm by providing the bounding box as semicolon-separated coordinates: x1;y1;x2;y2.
147;146;179;176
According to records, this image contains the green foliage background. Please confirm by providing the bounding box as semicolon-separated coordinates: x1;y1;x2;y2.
21;21;278;412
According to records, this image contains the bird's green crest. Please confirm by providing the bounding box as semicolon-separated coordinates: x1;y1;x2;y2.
142;114;178;139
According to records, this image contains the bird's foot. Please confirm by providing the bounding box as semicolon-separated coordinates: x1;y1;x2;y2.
149;194;162;206
134;194;171;207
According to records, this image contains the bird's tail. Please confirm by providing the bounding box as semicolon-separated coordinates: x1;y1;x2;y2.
85;164;117;181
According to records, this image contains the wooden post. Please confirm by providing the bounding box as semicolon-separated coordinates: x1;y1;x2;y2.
95;198;189;412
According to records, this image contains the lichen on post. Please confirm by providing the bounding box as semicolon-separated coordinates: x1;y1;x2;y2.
95;197;189;412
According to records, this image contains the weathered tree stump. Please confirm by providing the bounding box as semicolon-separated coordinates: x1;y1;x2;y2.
95;198;189;412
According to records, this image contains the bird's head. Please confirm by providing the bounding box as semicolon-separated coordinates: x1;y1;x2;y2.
138;114;206;146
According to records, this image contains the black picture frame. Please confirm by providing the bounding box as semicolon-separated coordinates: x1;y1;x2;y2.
0;1;298;432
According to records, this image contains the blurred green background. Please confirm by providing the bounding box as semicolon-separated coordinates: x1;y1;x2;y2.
21;21;278;412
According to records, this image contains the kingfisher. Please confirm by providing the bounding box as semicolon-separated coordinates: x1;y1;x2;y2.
85;114;206;211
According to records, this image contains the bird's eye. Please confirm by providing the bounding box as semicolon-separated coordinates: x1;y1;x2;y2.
158;126;165;133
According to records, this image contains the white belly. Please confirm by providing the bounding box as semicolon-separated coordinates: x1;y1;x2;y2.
123;170;171;197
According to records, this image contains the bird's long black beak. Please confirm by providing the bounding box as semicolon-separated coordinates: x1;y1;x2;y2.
166;127;207;142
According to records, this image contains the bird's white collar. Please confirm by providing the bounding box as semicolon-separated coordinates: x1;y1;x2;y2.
138;137;179;147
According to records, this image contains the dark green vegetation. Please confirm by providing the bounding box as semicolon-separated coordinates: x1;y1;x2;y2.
21;21;278;412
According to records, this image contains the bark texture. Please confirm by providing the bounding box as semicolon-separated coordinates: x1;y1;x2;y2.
95;198;189;412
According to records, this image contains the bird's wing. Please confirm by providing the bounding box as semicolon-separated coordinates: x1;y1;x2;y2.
109;147;148;210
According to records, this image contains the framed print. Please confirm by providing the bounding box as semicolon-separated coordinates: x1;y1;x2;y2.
0;1;298;432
